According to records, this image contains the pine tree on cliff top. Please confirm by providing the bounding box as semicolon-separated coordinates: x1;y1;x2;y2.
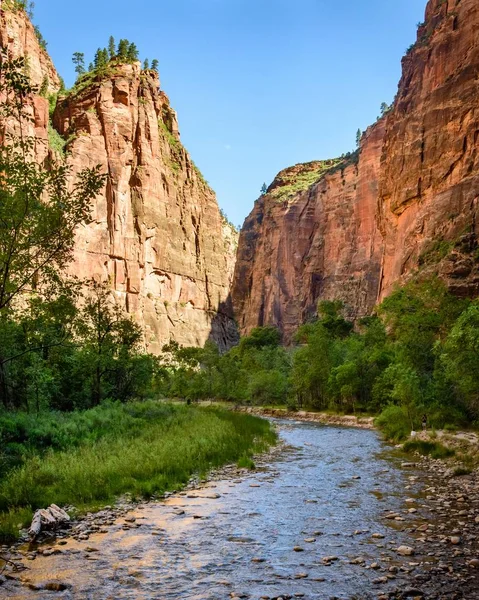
72;52;85;77
127;43;139;62
117;39;129;60
108;36;116;59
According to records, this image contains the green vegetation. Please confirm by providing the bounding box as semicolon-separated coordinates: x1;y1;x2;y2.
2;0;32;13
159;277;478;442
270;159;343;201
418;239;453;266
70;37;159;90
47;122;67;156
0;402;276;541
158;119;187;174
402;439;455;459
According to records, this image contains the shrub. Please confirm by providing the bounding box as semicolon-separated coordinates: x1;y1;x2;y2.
375;405;412;442
402;440;455;459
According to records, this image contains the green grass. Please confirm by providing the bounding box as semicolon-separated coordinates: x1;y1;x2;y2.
269;159;343;201
0;401;276;542
402;439;455;459
237;454;256;470
452;466;472;477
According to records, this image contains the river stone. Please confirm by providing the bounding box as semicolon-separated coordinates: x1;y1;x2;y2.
397;546;415;556
450;536;461;545
44;582;71;591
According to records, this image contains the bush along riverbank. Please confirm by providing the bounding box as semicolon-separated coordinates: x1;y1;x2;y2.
0;401;277;542
156;278;479;439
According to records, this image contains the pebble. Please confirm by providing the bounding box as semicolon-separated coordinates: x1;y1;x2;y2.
397;546;415;556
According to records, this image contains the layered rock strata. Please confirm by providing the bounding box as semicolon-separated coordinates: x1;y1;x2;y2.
233;0;479;340
0;6;238;352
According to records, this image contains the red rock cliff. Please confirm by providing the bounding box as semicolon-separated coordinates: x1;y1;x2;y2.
1;6;238;352
232;122;385;342
233;0;479;340
379;0;479;299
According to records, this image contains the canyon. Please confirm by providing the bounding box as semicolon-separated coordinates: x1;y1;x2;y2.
232;0;479;341
2;0;479;349
0;5;238;354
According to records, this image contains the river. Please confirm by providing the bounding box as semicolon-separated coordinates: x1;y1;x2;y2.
2;419;469;599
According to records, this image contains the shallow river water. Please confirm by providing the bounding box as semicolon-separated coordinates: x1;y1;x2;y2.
5;420;431;599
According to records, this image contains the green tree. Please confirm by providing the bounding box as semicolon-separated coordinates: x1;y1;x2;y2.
441;301;479;417
117;39;129;60
151;59;159;72
239;326;281;353
143;58;150;70
94;48;107;69
72;51;85;77
127;43;139;62
380;102;390;116
356;128;362;148
108;36;116;59
260;183;268;195
75;282;142;406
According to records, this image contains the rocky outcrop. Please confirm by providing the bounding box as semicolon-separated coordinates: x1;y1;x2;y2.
1;6;238;352
54;65;238;352
233;0;479;340
233;122;386;342
378;0;479;299
0;5;60;165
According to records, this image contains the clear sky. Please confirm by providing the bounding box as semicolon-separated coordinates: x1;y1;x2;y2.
34;0;426;228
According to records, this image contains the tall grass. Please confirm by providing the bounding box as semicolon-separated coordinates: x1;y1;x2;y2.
0;402;276;542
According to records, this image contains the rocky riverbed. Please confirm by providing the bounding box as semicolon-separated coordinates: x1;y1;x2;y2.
1;420;478;600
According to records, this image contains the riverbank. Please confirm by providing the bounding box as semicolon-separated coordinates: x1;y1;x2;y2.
1;418;479;599
0;402;277;543
236;406;376;429
2;418;478;599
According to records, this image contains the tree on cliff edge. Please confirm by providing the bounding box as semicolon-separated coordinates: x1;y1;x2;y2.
108;36;116;59
72;51;85;77
356;128;362;148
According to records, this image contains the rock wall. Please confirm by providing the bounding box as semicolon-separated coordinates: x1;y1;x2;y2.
232;123;386;342
0;5;60;165
1;5;238;353
378;0;479;299
233;0;479;340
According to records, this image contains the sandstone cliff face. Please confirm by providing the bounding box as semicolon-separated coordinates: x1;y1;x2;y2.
1;7;238;352
233;0;479;339
233;123;385;342
379;0;479;299
0;6;60;165
54;65;238;352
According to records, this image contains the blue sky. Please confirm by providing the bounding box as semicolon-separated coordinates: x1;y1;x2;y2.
35;0;426;228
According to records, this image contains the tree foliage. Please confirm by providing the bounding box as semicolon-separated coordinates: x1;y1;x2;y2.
159;278;479;434
0;54;155;412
